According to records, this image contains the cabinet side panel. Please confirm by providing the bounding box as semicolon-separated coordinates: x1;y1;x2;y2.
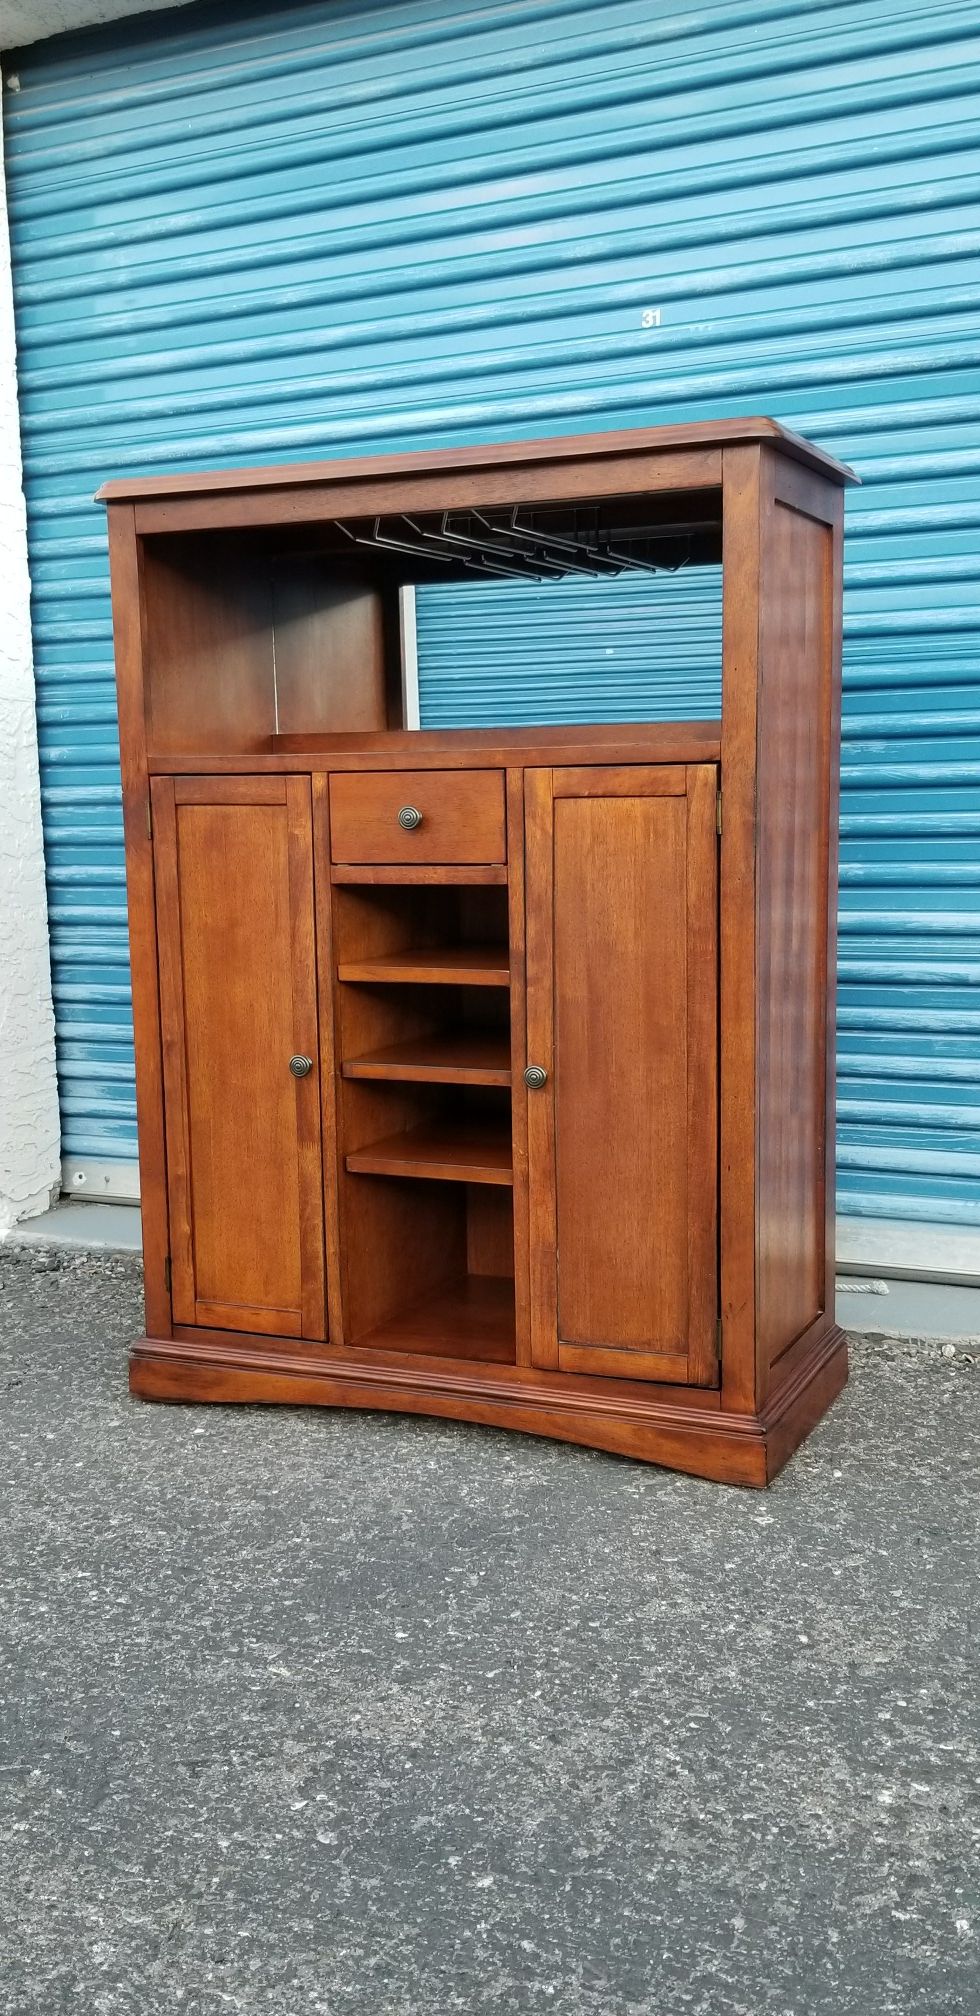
109;507;172;1337
718;445;762;1412
756;496;836;1371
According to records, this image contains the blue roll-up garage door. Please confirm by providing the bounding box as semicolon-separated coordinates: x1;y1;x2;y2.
4;0;979;1227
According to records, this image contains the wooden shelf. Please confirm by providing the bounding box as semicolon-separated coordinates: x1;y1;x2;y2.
337;946;510;987
331;864;508;886
342;1032;511;1087
346;1121;513;1185
356;1273;516;1363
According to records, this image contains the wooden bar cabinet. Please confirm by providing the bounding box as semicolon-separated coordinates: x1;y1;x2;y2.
99;417;856;1486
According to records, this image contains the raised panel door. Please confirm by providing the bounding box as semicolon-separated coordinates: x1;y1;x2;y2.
152;774;326;1338
524;764;718;1385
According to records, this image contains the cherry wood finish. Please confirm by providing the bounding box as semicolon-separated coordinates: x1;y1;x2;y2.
342;1031;511;1086
311;772;346;1348
525;763;717;1386
358;1275;516;1365
718;443;847;1419
337;946;510;987
345;1120;513;1186
104;418;854;1485
151;774;326;1339
141;537;275;756
127;450;725;538
329;768;506;866
326;857;514;1353
108;505;172;1341
148;721;723;772
129;1323;847;1487
270;566;390;735
98;415;852;507
331;864;508;886
756;473;837;1378
505;767;532;1369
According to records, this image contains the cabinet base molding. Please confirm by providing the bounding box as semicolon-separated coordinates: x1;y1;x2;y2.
128;1323;848;1488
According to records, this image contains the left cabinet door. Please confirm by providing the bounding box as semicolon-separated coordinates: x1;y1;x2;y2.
151;776;326;1339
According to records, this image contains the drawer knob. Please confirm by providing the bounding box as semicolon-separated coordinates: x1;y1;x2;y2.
523;1064;548;1090
397;804;423;831
289;1054;313;1079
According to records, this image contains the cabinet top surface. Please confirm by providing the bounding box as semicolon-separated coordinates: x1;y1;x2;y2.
96;417;857;505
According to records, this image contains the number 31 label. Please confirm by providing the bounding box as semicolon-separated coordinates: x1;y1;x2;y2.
641;308;662;328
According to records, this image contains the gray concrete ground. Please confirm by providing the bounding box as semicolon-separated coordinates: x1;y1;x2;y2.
20;1199;980;1340
1;1246;978;2016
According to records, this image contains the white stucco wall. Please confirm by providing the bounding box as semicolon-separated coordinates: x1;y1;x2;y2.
0;2;199;47
0;1;197;1231
0;128;60;1232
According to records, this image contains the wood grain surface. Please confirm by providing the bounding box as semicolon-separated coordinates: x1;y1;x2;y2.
152;775;325;1339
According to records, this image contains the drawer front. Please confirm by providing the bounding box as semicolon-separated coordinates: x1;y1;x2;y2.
329;769;507;865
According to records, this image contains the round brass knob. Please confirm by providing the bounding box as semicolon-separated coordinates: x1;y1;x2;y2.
523;1064;548;1090
289;1054;313;1079
397;805;423;831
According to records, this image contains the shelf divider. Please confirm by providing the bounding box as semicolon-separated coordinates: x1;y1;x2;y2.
342;1032;511;1087
346;1121;513;1186
338;946;510;988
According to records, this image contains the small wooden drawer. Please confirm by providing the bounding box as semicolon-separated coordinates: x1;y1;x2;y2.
329;769;506;865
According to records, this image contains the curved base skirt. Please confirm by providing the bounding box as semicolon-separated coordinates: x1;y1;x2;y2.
129;1324;848;1489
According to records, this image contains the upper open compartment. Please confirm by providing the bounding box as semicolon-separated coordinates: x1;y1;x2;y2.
136;488;724;756
109;420;855;760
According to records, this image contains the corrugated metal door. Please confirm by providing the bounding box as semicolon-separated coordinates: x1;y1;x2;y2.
4;0;979;1226
414;573;723;725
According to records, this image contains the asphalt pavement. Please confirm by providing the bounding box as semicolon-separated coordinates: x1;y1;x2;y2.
1;1243;978;2016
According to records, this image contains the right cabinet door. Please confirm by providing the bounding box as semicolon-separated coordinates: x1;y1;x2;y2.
524;763;718;1386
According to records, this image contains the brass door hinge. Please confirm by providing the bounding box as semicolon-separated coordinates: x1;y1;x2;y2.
146;798;153;840
163;1255;172;1294
715;791;722;837
716;1315;723;1355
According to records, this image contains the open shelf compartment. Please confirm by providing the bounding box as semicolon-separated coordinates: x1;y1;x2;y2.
357;1274;515;1364
340;1175;517;1365
332;867;518;1363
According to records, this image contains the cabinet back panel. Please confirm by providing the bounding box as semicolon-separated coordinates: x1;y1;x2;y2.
271;564;391;735
467;1185;516;1279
